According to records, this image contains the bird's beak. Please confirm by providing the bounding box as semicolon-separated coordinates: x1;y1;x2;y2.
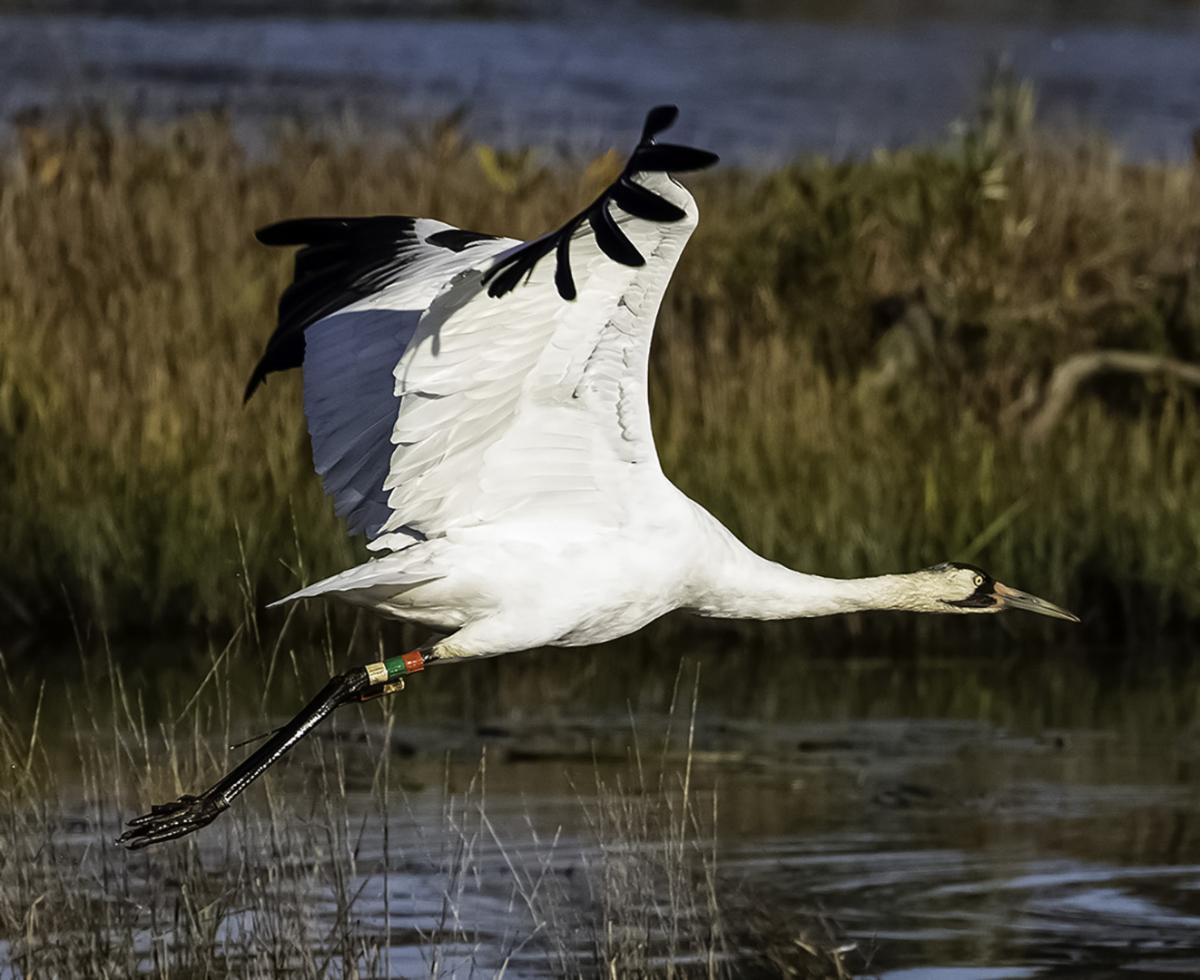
993;581;1080;623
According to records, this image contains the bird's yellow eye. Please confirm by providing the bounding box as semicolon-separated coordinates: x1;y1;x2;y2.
973;574;984;587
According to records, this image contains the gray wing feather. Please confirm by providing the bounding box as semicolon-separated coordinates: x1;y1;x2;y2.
304;308;421;539
265;219;515;544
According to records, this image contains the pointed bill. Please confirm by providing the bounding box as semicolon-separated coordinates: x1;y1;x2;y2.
993;582;1080;623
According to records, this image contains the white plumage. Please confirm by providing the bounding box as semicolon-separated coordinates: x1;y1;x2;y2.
116;105;1079;850
254;106;1078;659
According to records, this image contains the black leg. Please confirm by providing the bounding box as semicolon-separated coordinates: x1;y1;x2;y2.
117;650;432;850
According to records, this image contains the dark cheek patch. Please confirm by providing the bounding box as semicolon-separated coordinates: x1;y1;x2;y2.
944;593;998;609
944;572;998;609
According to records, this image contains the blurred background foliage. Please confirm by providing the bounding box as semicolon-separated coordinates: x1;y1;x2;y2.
0;79;1197;644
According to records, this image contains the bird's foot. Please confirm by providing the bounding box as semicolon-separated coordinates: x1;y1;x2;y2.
116;792;229;850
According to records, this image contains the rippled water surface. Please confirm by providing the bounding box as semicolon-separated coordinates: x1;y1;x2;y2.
3;7;1200;159
16;645;1198;977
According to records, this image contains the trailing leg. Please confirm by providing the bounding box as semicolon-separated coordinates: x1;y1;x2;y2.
116;650;431;850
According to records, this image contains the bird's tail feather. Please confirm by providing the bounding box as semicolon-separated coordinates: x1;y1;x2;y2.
268;564;443;608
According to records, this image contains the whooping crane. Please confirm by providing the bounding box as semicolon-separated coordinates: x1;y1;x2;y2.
118;106;1076;850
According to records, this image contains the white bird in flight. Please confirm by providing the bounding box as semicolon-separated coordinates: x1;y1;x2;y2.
119;106;1076;849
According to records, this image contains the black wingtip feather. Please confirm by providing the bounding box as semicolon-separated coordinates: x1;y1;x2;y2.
485;262;527;299
612;177;688;222
248;214;477;397
243;370;264;403
256;218;354;247
632;143;720;173
554;226;577;300
482;105;716;303
641;105;679;143
589;205;645;267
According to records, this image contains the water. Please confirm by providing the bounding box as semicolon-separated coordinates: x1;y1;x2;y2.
3;7;1200;161
13;644;1200;977
389;703;1200;976
715;718;1200;976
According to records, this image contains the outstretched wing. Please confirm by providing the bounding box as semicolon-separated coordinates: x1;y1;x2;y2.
370;106;716;549
248;216;517;538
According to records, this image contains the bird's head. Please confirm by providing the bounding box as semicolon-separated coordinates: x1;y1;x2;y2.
921;561;1079;622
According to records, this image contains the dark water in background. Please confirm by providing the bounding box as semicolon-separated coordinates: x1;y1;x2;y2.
10;642;1200;977
273;704;1200;978
302;647;1200;977
2;7;1200;161
384;648;1200;977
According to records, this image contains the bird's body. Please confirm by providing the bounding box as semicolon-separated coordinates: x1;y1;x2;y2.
119;106;1076;849
279;490;1010;655
257;112;738;657
285;496;701;652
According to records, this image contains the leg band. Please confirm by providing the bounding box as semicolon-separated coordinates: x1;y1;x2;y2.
369;650;427;683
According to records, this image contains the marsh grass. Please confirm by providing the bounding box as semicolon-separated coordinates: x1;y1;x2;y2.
1;86;1198;641
2;575;1196;975
0;613;850;978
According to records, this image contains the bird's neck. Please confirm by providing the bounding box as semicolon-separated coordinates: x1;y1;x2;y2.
686;512;926;620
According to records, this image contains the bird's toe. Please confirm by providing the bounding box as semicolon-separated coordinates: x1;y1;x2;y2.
116;794;227;849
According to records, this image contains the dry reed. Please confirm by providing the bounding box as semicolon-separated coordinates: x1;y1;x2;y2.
1;85;1198;641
